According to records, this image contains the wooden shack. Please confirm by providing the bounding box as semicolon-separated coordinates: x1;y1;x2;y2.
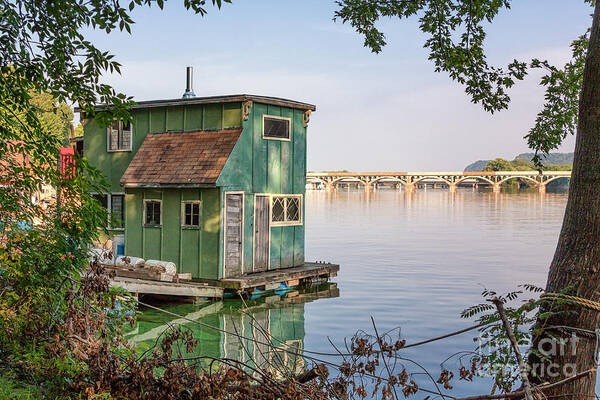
78;68;338;289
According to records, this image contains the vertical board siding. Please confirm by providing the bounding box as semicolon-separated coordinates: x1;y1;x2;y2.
166;107;184;131
201;188;220;280
124;190;142;256
217;102;308;271
223;103;241;128
253;103;268;193
83;103;242;194
123;187;220;279
161;190;180;265
150;109;166;133
253;195;270;272
292;109;306;266
243;194;254;274
203;104;222;130
184;105;203;131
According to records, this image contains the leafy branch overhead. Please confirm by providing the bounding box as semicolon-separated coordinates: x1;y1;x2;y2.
334;0;592;165
0;0;229;127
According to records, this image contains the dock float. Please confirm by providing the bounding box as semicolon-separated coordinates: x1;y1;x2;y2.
216;262;340;293
110;276;224;303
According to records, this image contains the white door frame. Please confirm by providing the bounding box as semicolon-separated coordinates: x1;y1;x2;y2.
223;191;244;278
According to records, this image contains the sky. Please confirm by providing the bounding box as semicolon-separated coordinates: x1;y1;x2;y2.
85;0;593;171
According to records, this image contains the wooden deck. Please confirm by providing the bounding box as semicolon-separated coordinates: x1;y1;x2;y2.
217;262;339;291
110;276;223;302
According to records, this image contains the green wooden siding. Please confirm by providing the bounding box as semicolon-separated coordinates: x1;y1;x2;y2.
218;102;307;272
83;103;242;193
123;188;221;280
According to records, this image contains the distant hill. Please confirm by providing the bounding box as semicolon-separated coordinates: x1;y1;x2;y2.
464;160;490;172
464;153;574;171
514;153;574;165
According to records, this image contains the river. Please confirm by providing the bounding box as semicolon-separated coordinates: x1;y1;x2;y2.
129;188;568;397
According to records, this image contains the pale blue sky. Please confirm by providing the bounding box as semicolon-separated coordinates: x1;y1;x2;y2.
88;1;593;171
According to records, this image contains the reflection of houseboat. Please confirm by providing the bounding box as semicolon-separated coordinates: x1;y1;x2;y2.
126;283;339;377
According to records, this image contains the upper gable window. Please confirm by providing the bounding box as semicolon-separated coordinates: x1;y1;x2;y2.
263;115;291;141
107;120;132;152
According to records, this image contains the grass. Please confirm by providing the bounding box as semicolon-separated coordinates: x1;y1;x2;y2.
0;372;42;400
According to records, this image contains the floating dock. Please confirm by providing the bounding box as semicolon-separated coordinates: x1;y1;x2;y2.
216;262;339;293
110;276;224;303
109;262;339;301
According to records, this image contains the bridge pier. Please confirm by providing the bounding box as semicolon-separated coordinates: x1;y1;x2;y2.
404;184;415;193
492;183;501;193
538;184;546;194
449;183;457;193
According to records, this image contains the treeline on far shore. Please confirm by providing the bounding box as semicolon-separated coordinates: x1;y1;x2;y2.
480;157;571;190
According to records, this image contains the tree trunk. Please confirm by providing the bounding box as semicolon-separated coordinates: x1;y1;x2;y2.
529;3;600;398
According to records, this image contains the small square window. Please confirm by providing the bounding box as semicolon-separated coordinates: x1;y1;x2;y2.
182;201;201;227
144;200;161;226
107;120;133;152
263;116;290;140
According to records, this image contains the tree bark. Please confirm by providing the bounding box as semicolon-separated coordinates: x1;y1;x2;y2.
530;3;600;398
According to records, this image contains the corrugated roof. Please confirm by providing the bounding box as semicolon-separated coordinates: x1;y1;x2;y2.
120;129;242;188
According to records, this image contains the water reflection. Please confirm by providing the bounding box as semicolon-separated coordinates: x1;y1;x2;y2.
126;283;339;377
130;189;570;396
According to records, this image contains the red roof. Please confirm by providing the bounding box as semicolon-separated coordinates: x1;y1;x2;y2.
120;129;242;188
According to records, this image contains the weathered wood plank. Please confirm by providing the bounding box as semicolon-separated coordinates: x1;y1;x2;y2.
218;262;339;290
110;277;223;299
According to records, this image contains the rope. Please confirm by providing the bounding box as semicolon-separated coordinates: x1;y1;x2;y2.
540;292;600;312
540;293;600;364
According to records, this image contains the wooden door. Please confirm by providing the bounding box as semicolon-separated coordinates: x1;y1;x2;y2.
224;193;243;278
253;195;270;272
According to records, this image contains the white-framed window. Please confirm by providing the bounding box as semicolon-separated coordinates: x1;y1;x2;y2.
271;195;302;226
107;120;132;152
181;201;201;228
262;115;291;141
92;192;125;231
144;199;162;227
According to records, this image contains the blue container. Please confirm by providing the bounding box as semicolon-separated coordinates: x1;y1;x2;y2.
117;243;125;255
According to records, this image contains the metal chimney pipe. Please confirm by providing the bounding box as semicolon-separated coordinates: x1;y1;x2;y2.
182;66;196;98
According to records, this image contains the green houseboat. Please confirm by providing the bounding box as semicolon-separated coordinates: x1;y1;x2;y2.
78;68;320;282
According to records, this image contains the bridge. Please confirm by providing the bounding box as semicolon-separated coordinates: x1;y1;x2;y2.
306;171;572;193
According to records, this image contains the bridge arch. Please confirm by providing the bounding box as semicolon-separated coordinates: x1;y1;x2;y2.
331;177;369;186
370;176;409;185
411;176;451;185
306;177;329;186
455;176;494;185
497;175;541;186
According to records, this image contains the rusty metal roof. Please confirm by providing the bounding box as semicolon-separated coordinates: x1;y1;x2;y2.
120;129;242;188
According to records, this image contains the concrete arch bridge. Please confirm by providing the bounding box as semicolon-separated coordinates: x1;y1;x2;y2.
306;171;571;193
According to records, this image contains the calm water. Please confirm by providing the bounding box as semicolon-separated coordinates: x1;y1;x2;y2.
131;188;568;397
